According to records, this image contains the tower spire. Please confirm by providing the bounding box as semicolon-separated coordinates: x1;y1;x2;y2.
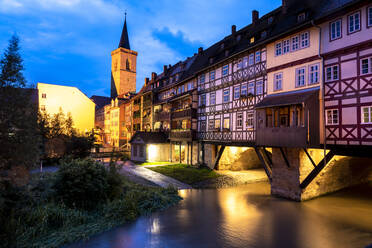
118;11;130;49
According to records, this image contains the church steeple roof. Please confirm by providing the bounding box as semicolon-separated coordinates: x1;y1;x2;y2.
118;13;130;50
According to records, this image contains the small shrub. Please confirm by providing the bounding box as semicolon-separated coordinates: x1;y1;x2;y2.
53;158;109;210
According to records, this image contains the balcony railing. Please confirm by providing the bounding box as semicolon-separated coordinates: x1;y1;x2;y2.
169;129;196;141
171;108;197;119
154;111;170;122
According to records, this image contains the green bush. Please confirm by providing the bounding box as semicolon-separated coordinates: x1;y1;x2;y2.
53;159;110;210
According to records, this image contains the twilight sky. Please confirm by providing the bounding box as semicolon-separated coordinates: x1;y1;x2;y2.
0;0;281;97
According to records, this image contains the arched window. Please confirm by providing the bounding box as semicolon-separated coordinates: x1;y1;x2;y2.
126;59;131;70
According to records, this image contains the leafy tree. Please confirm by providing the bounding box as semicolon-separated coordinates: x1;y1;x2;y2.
0;34;40;179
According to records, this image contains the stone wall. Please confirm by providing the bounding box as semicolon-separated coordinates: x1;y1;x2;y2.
218;147;261;170
271;148;372;201
203;144;216;169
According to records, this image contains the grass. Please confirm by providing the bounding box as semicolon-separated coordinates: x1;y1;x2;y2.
1;166;181;248
135;161;177;166
147;164;221;185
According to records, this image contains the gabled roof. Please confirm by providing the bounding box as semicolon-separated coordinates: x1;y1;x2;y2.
255;87;319;109
118;15;130;49
90;95;111;109
129;131;168;144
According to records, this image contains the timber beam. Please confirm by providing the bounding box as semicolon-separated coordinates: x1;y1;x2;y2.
254;147;272;182
300;150;335;189
213;145;225;169
279;147;290;168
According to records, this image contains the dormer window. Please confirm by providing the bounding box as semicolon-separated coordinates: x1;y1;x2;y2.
261;30;267;38
250;37;255;43
298;12;306;22
209;57;214;64
268;16;273;24
236;34;241;42
225;50;229;57
221;43;225;49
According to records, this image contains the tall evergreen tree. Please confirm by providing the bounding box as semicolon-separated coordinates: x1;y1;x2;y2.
0;34;40;177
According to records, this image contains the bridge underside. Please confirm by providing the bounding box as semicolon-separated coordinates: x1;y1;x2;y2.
201;143;372;201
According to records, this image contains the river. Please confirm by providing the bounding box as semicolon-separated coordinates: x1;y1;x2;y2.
66;182;372;248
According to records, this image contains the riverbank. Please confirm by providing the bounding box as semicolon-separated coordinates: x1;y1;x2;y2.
0;160;181;248
146;164;268;188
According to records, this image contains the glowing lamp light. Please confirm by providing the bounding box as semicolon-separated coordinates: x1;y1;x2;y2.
147;144;159;161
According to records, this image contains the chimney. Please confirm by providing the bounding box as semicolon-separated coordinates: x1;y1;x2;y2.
151;72;157;81
145;77;149;85
163;65;167;73
231;25;236;35
282;0;288;13
252;10;259;24
198;47;203;54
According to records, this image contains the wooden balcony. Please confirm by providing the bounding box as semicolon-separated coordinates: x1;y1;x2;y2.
256;127;307;147
169;129;196;141
171;108;197;120
154;111;170;122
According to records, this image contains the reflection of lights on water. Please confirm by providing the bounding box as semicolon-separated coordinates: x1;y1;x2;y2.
149;218;160;234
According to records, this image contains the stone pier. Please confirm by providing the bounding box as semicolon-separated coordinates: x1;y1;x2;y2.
271;148;372;201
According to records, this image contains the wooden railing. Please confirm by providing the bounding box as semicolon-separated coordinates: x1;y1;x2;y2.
154;111;170;122
169;130;196;140
171;108;197;119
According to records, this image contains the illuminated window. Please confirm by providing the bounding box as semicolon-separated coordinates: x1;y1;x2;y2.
42;93;46;99
250;37;255;43
40;105;45;111
362;106;372;124
223;118;230;130
215;119;221;130
330;19;342;40
246;112;254;128
237;113;243;128
326;109;339;125
348;12;360;34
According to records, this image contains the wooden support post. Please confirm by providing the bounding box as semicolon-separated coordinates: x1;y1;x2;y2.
169;142;172;162
190;142;193;166
303;148;316;168
263;146;272;167
254;147;272;182
213;145;225;170
179;143;182;164
279;147;290;168
201;142;205;165
300;150;335;189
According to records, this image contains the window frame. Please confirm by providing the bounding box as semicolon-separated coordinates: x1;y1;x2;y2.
210;92;216;105
283;39;290;54
275;42;282;56
234;86;240;100
222;65;229;76
295;67;306;87
223;117;230;131
210;70;215;81
300;31;310;48
236;112;243;129
325;65;339;82
223;88;230;103
361;106;372;124
256;81;263;95
274;72;283;91
246;112;254;129
330;19;342;41
255;51;261;63
200;94;206;106
308;63;320;85
326;109;339;125
347;11;361;35
248;82;255;95
249;54;254;65
241;84;247;96
368;6;372;28
360;57;372;75
291;35;299;51
41;93;47;99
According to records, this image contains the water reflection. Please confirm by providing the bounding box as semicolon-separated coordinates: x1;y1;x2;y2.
66;182;372;248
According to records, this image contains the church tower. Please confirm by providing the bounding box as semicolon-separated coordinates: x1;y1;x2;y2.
111;14;137;98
